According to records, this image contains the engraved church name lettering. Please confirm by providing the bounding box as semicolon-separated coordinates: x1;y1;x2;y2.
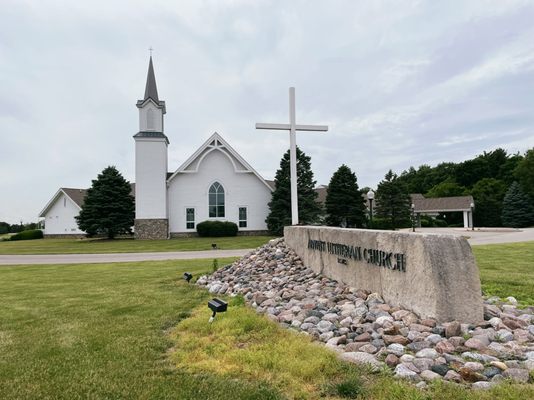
308;239;407;272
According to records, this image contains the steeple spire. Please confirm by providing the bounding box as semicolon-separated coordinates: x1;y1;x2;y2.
144;56;159;102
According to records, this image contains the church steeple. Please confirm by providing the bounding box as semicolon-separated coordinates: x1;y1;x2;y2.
135;56;166;135
144;56;159;102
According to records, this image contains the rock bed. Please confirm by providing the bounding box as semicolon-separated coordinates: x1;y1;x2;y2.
197;238;534;388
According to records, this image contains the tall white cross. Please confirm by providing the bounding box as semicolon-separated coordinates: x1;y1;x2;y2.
256;87;328;225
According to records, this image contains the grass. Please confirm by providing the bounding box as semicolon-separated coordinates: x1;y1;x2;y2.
473;241;534;305
0;242;533;399
0;235;274;255
171;296;365;399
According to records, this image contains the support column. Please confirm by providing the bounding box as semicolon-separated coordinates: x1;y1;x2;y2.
463;211;469;229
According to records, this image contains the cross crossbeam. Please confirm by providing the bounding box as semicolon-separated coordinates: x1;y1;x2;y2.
256;87;328;225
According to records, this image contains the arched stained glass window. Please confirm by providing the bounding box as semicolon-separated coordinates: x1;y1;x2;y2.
209;182;225;218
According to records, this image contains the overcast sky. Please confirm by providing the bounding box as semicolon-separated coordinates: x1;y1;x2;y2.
1;0;534;224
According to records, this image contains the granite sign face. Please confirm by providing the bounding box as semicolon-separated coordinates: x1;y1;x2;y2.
285;226;484;323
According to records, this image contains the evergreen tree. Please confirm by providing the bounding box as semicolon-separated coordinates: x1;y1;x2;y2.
325;165;366;227
76;166;135;239
375;170;411;229
514;148;534;201
501;182;534;228
266;147;321;235
471;178;507;227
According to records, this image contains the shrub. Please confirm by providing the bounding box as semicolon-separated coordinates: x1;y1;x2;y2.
9;229;44;241
434;219;447;227
196;221;238;237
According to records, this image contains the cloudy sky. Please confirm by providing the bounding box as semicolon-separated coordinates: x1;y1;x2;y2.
1;0;534;224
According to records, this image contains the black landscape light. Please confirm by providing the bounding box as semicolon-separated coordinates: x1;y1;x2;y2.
211;243;218;250
208;298;228;323
183;272;193;283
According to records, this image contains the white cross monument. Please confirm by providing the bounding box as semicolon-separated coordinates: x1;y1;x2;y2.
256;87;328;225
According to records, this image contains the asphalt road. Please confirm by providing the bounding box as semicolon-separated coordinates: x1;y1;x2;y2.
0;249;253;266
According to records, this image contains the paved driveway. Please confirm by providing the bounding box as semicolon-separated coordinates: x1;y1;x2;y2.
2;228;533;266
0;249;253;266
400;227;534;245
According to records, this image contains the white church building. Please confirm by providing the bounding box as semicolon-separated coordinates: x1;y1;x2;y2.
40;57;273;239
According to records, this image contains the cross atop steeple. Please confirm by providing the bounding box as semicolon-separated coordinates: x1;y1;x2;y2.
148;46;154;57
144;56;159;103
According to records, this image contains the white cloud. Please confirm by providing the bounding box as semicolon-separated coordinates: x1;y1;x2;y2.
1;0;534;223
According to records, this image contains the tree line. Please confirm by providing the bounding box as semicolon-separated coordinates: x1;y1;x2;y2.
266;147;534;234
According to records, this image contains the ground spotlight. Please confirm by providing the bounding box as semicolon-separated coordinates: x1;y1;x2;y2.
183;272;193;283
211;243;218;250
208;298;227;323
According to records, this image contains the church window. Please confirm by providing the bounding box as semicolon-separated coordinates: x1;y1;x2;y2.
64;197;66;207
209;182;225;218
186;208;195;229
239;207;247;228
146;109;155;130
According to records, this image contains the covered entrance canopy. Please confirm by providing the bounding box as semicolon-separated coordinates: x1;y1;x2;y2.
410;194;475;229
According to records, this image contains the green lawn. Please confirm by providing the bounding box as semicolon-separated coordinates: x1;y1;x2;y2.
0;243;533;399
473;241;534;305
0;235;274;255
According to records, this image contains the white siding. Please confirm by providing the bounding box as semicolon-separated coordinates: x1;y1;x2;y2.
138;101;163;132
135;137;168;219
168;149;271;233
43;194;84;235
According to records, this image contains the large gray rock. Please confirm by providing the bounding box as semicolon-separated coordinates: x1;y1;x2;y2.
284;226;484;323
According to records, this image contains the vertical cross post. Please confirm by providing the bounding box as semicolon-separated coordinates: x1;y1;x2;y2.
256;87;328;226
289;88;298;225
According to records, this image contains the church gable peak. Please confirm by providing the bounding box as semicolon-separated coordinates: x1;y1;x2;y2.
167;133;273;192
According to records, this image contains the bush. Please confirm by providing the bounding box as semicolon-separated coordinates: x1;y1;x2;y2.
434;219;448;227
196;221;238;237
9;229;44;241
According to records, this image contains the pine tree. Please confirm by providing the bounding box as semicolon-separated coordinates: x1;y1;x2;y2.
375;170;411;229
325;164;366;228
501;182;534;228
76;166;135;239
266;147;321;235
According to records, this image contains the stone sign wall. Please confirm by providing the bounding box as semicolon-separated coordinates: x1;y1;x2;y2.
284;226;483;323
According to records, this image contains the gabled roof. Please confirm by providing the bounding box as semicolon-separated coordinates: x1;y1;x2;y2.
410;194;474;212
167;132;274;192
39;184;136;218
38;188;85;217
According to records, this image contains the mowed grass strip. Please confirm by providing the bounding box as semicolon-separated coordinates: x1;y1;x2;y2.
0;258;288;399
0;235;274;255
473;241;534;305
0;242;533;399
170;296;365;399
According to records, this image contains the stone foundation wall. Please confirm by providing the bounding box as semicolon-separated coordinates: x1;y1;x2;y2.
135;219;168;240
284;226;484;323
44;234;86;239
169;230;270;238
